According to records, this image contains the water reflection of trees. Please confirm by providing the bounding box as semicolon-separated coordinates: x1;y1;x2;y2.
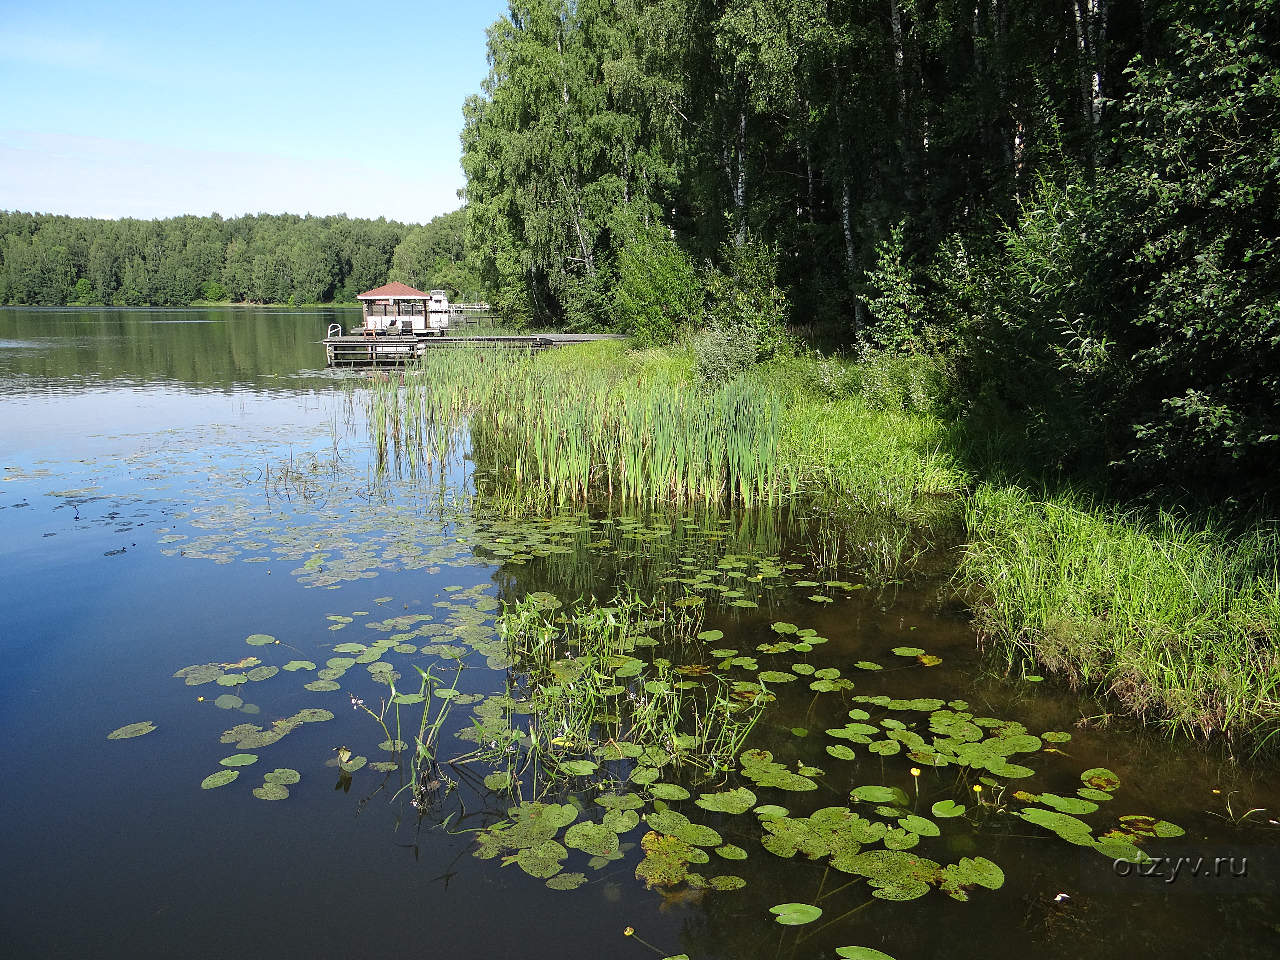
0;306;342;393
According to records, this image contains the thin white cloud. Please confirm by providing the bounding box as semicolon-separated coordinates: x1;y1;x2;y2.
0;131;462;223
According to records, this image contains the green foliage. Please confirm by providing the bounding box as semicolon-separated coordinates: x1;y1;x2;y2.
388;209;483;300
613;222;703;344
694;240;792;384
950;1;1280;499
962;484;1280;741
0;210;456;307
863;221;926;354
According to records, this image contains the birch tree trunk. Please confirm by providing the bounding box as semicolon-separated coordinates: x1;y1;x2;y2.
734;109;748;245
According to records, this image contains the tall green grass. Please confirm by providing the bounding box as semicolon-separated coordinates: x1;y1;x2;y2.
962;485;1280;746
362;343;797;506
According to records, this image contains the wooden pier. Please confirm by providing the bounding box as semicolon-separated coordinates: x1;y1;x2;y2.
323;331;623;366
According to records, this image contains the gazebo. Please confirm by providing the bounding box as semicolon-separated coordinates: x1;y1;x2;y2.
356;282;450;336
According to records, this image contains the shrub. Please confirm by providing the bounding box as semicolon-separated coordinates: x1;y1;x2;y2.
613;224;704;345
863;220;927;353
695;239;792;385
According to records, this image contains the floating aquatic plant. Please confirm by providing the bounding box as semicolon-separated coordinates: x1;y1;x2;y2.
769;902;822;925
107;721;156;740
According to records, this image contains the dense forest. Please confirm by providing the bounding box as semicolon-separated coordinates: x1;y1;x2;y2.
461;0;1279;502
0;208;482;307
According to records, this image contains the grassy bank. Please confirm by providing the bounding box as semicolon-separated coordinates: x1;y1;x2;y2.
357;339;1279;750
962;487;1280;748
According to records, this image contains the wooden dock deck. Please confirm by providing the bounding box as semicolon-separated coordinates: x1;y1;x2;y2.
323;332;624;366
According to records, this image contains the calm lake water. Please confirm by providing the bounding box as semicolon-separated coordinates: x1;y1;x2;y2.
1;307;1276;960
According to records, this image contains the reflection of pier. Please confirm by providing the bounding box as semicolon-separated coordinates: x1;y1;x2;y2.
323;331;623;366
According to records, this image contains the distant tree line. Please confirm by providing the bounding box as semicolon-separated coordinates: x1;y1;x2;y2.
0;208;483;307
461;0;1280;502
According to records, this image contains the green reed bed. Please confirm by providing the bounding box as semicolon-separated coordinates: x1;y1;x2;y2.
962;485;1280;746
363;343;796;506
778;397;965;524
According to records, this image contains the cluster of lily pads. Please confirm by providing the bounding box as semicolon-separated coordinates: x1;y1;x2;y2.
123;522;1187;910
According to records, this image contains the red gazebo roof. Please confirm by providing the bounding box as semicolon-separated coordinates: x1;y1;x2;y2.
356;281;430;300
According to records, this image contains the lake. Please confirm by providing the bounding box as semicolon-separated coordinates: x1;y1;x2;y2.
1;306;1276;960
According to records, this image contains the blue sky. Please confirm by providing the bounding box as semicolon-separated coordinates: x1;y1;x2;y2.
0;0;507;224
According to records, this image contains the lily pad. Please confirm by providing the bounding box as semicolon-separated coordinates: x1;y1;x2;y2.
1081;767;1121;792
740;749;818;791
546;872;587;890
1118;815;1185;839
649;783;691;801
200;770;239;789
294;708;334;723
635;831;695;888
899;815;939;837
851;785;900;804
647;810;722;847
833;849;938;901
245;634;276;646
836;949;897;960
769;902;822;926
602;809;640;834
253;782;290;800
107;721;156;740
514;839;567;878
1018;807;1094;845
219;753;258;767
938;856;1005;901
564;821;621;857
695;787;757;815
709;875;746;890
1040;793;1099;815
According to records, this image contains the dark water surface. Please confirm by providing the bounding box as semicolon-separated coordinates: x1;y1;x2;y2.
1;307;1276;960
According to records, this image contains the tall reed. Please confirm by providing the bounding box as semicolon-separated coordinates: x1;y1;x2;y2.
361;345;797;506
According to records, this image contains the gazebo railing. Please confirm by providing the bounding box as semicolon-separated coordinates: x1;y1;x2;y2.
364;303;426;317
